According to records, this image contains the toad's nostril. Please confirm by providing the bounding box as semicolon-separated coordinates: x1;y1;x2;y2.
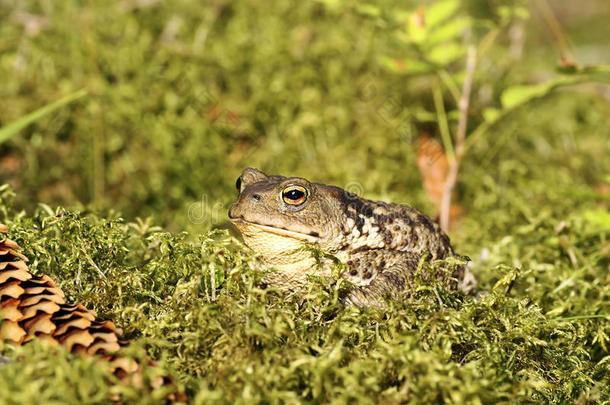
252;193;261;201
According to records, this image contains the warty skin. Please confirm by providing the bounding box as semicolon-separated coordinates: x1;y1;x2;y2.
228;168;476;306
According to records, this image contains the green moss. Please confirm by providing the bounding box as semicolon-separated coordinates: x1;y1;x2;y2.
1;184;609;403
1;0;610;403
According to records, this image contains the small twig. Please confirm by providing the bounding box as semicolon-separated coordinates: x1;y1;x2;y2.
82;249;106;279
534;0;575;63
203;265;210;303
76;262;82;286
440;46;477;232
477;28;500;60
210;263;216;302
433;287;444;308
202;242;211;303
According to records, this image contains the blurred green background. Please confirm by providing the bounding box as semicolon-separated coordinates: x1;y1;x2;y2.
0;0;610;243
1;0;609;246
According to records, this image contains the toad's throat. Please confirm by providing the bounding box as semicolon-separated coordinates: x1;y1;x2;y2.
230;217;323;243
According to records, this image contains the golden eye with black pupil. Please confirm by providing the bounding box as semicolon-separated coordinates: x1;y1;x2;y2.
282;185;308;206
235;176;242;192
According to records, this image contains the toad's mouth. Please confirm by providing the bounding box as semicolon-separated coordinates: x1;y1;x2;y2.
229;217;323;243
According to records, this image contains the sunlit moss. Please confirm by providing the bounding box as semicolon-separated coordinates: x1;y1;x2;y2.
1;183;609;402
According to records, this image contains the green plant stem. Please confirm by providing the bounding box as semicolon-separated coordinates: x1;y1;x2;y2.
0;89;88;144
534;0;575;61
477;28;500;60
432;77;454;161
438;70;461;104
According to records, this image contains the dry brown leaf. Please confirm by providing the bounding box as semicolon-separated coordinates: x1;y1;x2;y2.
595;184;610;196
416;134;464;228
416;134;448;205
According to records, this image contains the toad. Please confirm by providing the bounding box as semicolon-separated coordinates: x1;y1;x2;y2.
228;168;476;306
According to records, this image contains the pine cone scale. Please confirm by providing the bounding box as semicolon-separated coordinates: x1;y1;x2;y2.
0;223;185;402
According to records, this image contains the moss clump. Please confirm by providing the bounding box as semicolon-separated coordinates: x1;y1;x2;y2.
1;184;609;403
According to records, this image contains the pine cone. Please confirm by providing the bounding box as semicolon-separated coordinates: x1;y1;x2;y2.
0;223;185;402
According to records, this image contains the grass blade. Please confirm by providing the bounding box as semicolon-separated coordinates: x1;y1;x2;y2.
0;89;88;145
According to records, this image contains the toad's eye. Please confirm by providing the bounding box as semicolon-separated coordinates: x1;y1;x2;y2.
235;176;242;192
282;185;308;206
